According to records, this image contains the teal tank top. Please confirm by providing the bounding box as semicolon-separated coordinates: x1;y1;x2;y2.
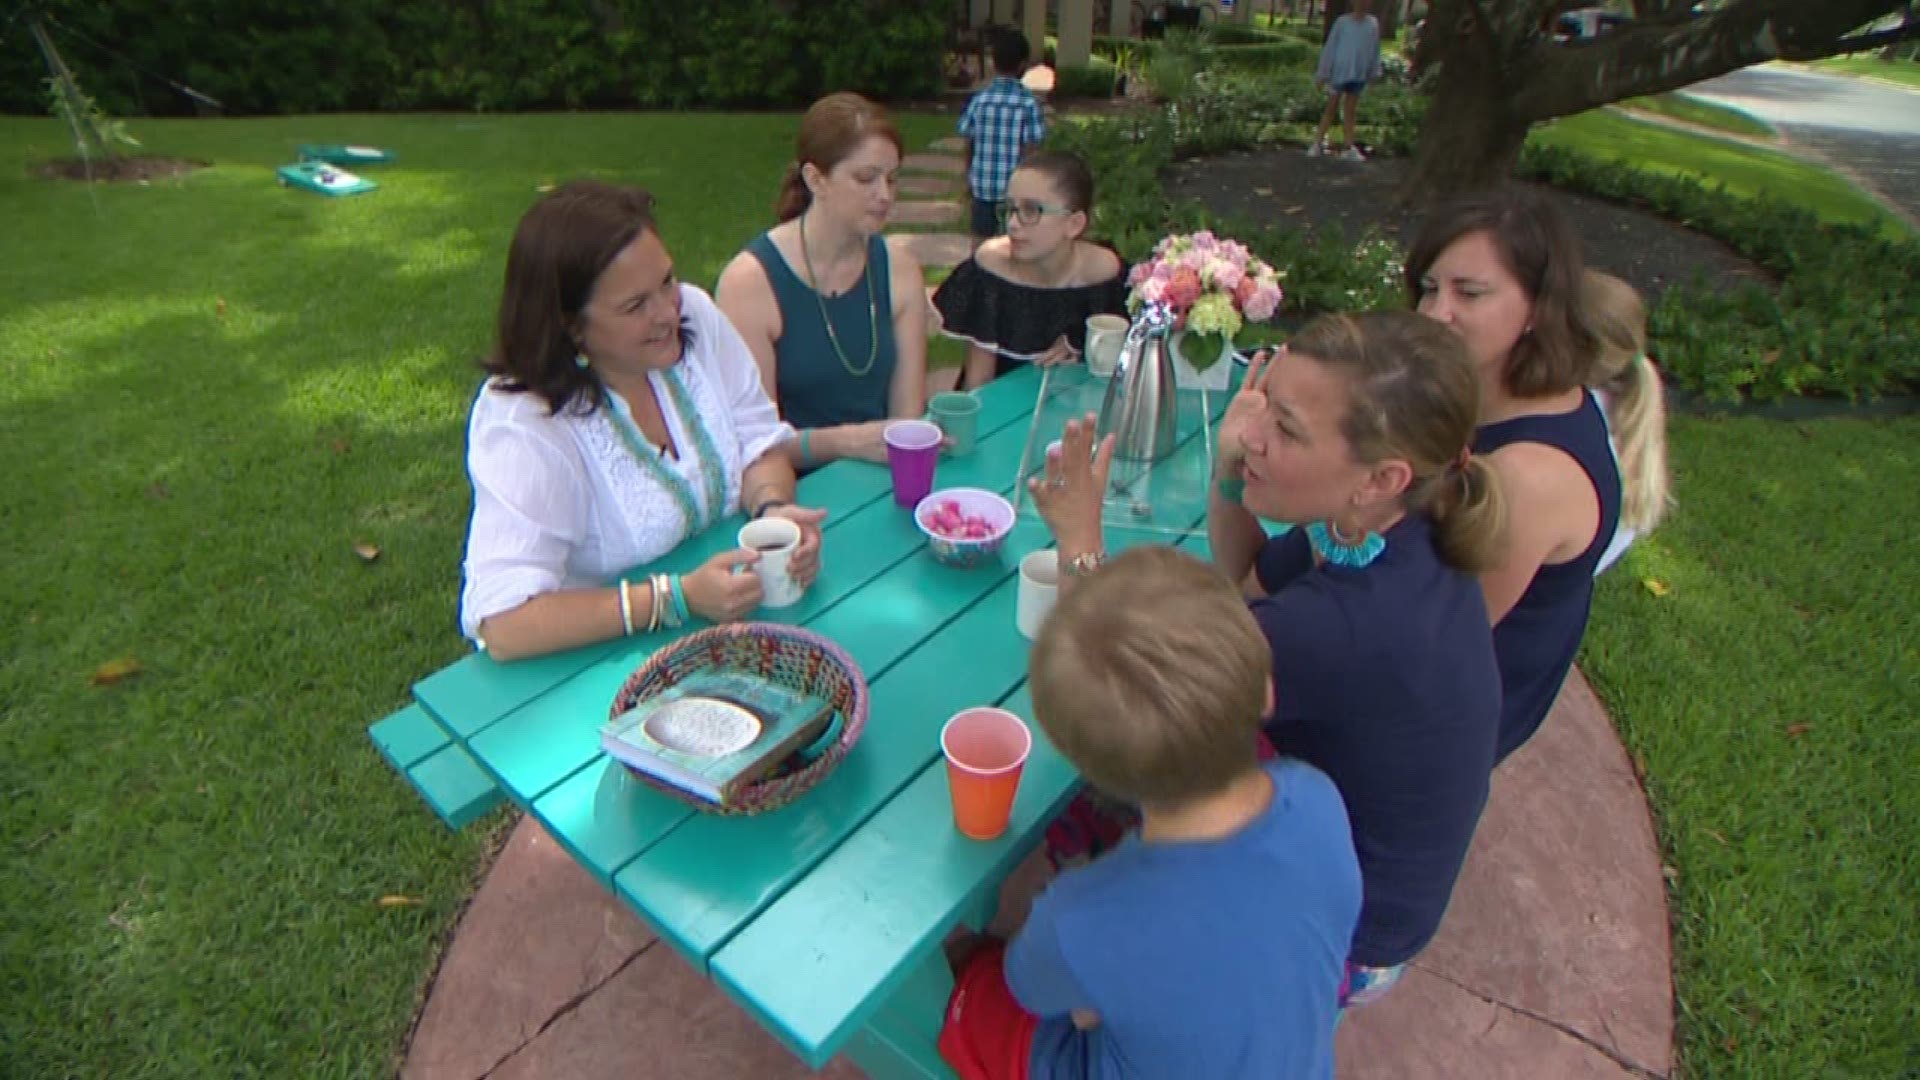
744;231;897;431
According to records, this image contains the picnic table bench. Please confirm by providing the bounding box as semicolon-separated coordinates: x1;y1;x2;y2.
370;363;1222;1077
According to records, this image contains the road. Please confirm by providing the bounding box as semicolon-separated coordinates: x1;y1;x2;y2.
1686;63;1920;222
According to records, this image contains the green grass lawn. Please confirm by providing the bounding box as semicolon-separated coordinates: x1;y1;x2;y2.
1582;416;1920;1076
0;109;949;1078
1620;92;1777;140
1808;54;1920;89
1532;109;1912;238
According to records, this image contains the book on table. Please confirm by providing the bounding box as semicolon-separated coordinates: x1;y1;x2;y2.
600;670;836;806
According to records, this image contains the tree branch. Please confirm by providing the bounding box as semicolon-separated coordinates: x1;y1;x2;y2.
1511;0;1910;121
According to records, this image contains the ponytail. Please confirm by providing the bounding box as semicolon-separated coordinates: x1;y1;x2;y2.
1427;456;1508;573
1602;353;1671;534
774;162;810;223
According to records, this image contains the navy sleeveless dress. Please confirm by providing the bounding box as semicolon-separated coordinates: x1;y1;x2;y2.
743;232;897;433
1474;392;1623;762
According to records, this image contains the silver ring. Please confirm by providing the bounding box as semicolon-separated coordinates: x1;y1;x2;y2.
1049;477;1067;489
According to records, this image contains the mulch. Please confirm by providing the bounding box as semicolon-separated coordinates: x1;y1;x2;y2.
1163;147;1775;300
33;155;207;182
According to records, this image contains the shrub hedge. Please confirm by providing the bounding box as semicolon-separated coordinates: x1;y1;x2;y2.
2;0;944;115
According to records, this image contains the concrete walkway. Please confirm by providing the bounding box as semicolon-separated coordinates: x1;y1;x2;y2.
398;667;1672;1079
1683;63;1920;229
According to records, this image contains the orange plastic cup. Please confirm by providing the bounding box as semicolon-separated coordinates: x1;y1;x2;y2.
940;707;1032;840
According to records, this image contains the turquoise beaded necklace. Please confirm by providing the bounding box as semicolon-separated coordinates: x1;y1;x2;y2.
601;366;728;534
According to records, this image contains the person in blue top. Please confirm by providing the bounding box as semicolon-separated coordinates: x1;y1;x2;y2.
718;93;930;470
938;546;1361;1080
1030;311;1507;1009
958;27;1048;243
1406;187;1671;762
1309;0;1385;161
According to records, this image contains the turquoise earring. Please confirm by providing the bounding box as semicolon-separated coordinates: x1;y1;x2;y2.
575;354;590;370
1306;520;1385;568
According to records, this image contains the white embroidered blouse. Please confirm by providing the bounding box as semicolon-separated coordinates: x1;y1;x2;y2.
459;285;794;641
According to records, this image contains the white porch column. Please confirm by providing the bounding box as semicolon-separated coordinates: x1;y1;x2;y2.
1058;0;1093;67
1023;0;1048;64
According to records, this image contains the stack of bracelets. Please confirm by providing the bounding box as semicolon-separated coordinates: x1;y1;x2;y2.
616;574;692;636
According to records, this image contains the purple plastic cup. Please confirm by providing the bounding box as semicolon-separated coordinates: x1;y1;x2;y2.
884;420;942;508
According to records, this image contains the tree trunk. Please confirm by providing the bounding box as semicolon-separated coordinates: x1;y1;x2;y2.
1396;51;1529;205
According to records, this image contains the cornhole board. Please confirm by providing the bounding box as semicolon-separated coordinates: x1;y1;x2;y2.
277;161;377;197
297;144;395;166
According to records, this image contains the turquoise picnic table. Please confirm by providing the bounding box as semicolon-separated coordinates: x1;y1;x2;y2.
369;362;1224;1077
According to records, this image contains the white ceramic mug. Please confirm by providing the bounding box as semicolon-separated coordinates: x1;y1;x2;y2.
1016;550;1060;640
736;517;805;609
1085;314;1129;377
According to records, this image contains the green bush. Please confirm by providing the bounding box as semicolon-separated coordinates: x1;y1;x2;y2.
1207;23;1290;45
1054;58;1121;99
0;0;942;115
1213;40;1319;69
1520;144;1920;401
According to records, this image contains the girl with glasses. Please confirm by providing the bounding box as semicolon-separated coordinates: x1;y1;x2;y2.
931;150;1129;391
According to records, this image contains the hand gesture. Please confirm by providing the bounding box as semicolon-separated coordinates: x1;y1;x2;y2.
1217;347;1274;478
1027;413;1114;560
1032;334;1077;368
682;549;764;623
762;504;827;588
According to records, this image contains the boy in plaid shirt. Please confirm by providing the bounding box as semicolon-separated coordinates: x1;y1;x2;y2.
959;28;1047;243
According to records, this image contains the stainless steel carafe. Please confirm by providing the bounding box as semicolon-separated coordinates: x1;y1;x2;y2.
1095;302;1178;463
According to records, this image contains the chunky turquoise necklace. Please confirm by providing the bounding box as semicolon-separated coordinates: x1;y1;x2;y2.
602;366;728;533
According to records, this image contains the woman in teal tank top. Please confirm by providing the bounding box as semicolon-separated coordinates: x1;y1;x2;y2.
718;93;930;468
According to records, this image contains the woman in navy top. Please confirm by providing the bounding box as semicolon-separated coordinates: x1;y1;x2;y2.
1031;310;1507;1000
1406;188;1671;761
718;93;930;469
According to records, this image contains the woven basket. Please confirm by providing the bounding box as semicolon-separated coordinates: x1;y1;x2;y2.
609;623;868;815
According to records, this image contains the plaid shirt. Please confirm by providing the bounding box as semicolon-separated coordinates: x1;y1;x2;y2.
958;77;1046;201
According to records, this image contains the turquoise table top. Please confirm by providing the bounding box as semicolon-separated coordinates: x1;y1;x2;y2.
380;363;1226;1075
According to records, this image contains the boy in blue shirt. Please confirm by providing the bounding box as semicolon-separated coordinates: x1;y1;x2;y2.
958;28;1048;243
938;547;1362;1080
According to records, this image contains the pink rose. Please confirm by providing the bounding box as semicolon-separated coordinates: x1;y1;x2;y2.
1165;267;1204;310
1244;284;1282;323
1233;276;1259;307
1211;260;1245;292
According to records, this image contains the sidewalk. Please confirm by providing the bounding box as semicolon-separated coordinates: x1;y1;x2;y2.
397;667;1673;1079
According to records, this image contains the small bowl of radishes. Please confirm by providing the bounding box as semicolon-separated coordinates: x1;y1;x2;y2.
914;488;1016;569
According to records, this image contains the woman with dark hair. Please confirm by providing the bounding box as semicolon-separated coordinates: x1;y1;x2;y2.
460;181;825;662
931;148;1129;390
1031;311;1507;1010
717;92;930;468
1406;186;1670;762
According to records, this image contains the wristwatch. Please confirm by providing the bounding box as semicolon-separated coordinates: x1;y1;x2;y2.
1062;550;1108;578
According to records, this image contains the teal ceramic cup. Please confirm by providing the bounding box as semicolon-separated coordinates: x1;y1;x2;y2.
928;391;981;456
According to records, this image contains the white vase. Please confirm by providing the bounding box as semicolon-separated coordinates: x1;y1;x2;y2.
1172;331;1235;391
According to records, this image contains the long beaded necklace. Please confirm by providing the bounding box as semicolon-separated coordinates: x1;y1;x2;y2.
798;211;880;378
602;367;729;534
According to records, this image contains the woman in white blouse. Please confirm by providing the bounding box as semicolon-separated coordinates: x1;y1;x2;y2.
460;181;825;661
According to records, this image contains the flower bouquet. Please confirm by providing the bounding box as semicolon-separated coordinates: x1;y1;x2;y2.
1125;231;1284;388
